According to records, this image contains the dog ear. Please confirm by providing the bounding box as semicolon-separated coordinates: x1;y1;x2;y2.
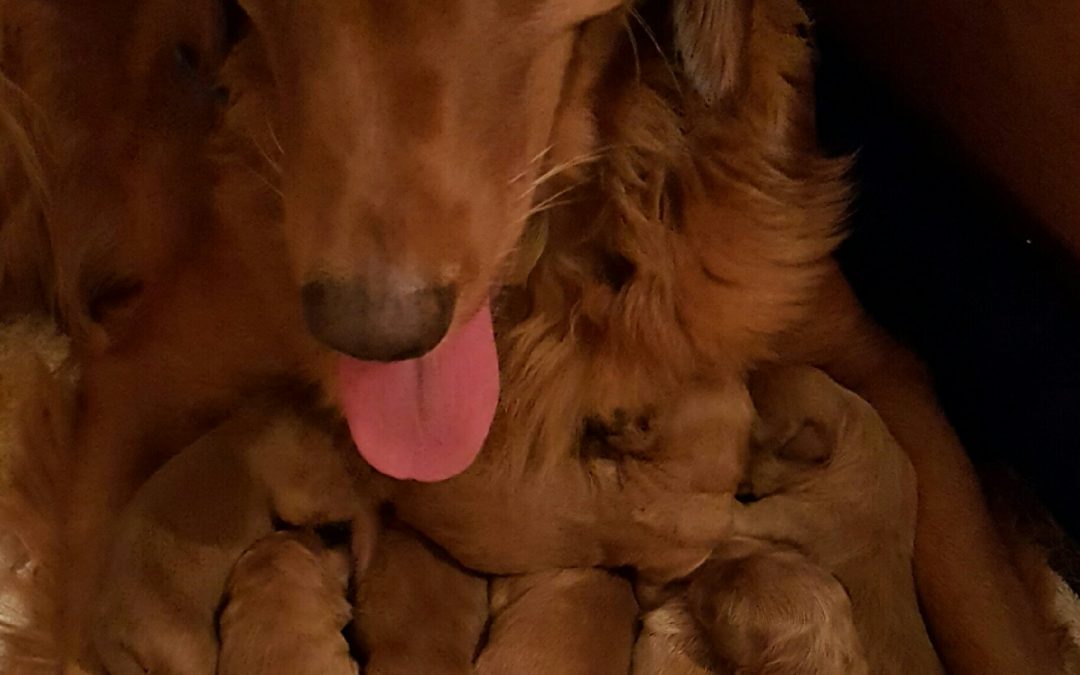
671;0;751;105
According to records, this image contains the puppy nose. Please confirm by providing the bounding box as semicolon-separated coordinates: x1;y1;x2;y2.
301;276;457;361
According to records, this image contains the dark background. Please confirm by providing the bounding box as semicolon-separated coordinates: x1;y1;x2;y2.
812;28;1080;573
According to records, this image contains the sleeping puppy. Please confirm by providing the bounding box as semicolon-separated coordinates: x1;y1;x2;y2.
729;366;945;675
89;398;369;675
218;530;358;675
476;569;638;675
353;525;488;675
633;597;715;675
634;538;868;675
688;538;868;674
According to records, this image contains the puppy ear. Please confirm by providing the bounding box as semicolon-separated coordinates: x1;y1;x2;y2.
672;0;751;104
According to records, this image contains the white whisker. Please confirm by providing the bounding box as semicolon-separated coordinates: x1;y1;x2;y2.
266;117;285;157
508;144;554;186
517;148;608;202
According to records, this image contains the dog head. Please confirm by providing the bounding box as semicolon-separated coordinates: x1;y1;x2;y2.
232;0;753;361
0;0;250;345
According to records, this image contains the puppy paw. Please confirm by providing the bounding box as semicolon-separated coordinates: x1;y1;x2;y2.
746;366;853;496
629;492;735;584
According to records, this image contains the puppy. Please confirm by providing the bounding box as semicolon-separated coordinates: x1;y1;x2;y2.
218;530;358;675
633;597;715;675
731;365;944;675
90;400;368;675
476;569;638;675
635;537;868;675
689;537;868;675
353;526;487;675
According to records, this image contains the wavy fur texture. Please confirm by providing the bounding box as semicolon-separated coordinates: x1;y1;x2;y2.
0;318;75;674
0;0;1078;672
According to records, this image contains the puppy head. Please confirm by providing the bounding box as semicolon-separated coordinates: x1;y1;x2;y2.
689;542;869;675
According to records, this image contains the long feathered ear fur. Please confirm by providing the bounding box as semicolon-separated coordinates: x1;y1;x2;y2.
671;0;751;105
0;318;76;673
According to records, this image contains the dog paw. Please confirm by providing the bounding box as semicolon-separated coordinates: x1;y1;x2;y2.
629;492;736;584
749;366;851;463
743;366;857;497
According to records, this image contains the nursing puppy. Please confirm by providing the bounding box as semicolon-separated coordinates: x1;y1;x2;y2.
218;530;358;675
634;537;868;675
353;526;488;675
477;569;638;675
90;399;368;675
729;366;945;675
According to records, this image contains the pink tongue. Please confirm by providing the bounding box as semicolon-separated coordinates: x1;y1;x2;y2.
336;305;499;482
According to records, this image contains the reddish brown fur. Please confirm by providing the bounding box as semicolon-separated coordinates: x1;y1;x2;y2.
0;0;1068;673
219;531;358;675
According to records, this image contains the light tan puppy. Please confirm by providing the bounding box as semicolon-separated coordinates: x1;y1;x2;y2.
635;537;869;675
218;530;358;675
353;526;488;675
476;569;638;675
90;399;368;675
733;366;944;675
689;538;868;674
634;597;715;675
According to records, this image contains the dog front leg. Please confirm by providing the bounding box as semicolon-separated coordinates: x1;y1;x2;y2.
392;453;733;576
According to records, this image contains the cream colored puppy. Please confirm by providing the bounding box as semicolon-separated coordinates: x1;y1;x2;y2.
218;530;358;675
91;400;368;675
634;536;868;675
733;366;944;675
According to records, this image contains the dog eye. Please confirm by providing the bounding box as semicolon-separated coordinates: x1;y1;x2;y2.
174;42;201;73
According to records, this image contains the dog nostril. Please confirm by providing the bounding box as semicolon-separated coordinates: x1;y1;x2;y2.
300;277;457;362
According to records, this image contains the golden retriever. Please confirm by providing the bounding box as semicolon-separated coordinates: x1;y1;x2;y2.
687;537;868;674
0;0;1066;673
227;0;1061;670
0;318;76;674
1;2;328;662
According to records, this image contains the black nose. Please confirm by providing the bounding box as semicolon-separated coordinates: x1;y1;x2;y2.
301;277;457;361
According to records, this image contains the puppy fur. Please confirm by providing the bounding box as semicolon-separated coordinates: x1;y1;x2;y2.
218;530;358;675
353;526;487;675
0;1;1066;672
687;537;868;675
89;401;367;675
730;366;944;675
476;569;638;675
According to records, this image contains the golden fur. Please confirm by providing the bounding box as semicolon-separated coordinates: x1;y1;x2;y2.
353;527;487;674
0;0;1069;673
218;531;358;675
729;366;943;674
689;538;869;674
476;569;638;675
89;400;367;675
0;318;75;674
